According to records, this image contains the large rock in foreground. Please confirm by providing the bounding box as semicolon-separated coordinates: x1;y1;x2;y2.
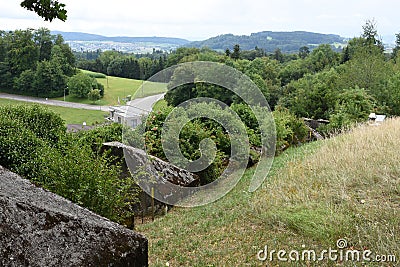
0;166;148;267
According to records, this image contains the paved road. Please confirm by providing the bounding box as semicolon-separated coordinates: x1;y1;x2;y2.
127;93;165;112
0;93;165;112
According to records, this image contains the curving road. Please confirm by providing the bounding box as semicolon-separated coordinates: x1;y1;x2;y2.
0;92;165;112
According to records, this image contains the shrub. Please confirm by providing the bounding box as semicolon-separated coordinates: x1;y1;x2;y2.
85;71;107;79
272;107;309;152
0;104;137;224
68;72;94;98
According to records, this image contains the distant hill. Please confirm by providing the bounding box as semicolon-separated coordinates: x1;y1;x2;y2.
51;31;190;45
186;31;348;53
51;31;190;53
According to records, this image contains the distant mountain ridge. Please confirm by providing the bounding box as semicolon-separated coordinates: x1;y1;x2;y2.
186;31;348;53
51;30;349;54
51;31;190;45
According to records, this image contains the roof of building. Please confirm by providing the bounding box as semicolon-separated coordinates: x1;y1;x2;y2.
109;105;149;118
66;124;95;132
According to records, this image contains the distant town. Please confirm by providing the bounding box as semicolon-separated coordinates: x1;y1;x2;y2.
65;40;181;53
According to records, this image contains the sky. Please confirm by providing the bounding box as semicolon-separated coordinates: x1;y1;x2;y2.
1;0;399;42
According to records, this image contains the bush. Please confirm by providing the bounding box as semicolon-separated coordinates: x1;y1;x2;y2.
320;87;374;134
87;89;101;103
0;105;137;224
85;71;107;79
68;73;94;98
0;104;65;143
273;107;309;152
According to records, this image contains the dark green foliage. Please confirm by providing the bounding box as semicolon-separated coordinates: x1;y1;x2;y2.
20;0;67;22
14;69;36;94
324;87;375;131
392;33;400;59
231;44;241;60
361;19;384;51
137;104;242;184
373;73;400;116
34;59;67;97
78;51;166;80
298;46;310;59
279;69;340;119
0;28;75;97
75;123;123;152
138;100;308;183
273;107;309;152
7;30;39;76
94;81;105;96
0;105;137;223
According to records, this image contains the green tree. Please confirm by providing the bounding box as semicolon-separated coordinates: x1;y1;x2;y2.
279;58;310;85
279;69;340;119
273;48;284;63
362;19;383;51
326;87;375;131
231;44;241;60
51;44;75;77
14;69;36;94
20;0;67;21
373;73;400;115
392;32;400;60
7;29;39;76
67;73;94;98
34;28;53;61
308;44;340;72
299;46;310;59
34;59;67;97
87;89;101;103
338;45;390;94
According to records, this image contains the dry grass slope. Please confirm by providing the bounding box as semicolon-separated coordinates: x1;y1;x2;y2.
138;119;400;266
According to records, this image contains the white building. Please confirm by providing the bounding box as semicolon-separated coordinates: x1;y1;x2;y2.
108;105;148;128
108;93;165;128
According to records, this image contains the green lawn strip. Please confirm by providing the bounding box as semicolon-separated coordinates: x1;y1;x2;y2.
55;70;167;106
0;98;106;125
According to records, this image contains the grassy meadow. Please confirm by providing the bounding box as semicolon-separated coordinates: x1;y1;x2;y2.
55;70;167;106
138;119;400;266
0;98;106;125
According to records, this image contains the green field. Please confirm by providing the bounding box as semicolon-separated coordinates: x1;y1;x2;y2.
152;99;168;111
55;70;167;106
0;99;106;125
138;119;400;266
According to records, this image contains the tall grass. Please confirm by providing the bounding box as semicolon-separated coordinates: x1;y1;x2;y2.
138;119;400;266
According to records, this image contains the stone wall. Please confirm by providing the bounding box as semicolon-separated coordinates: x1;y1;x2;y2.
104;142;200;187
103;142;200;208
0;166;148;267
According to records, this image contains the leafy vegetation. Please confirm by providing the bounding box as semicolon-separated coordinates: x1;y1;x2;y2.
20;0;67;22
0;28;75;97
76;49;167;81
0;104;136;224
